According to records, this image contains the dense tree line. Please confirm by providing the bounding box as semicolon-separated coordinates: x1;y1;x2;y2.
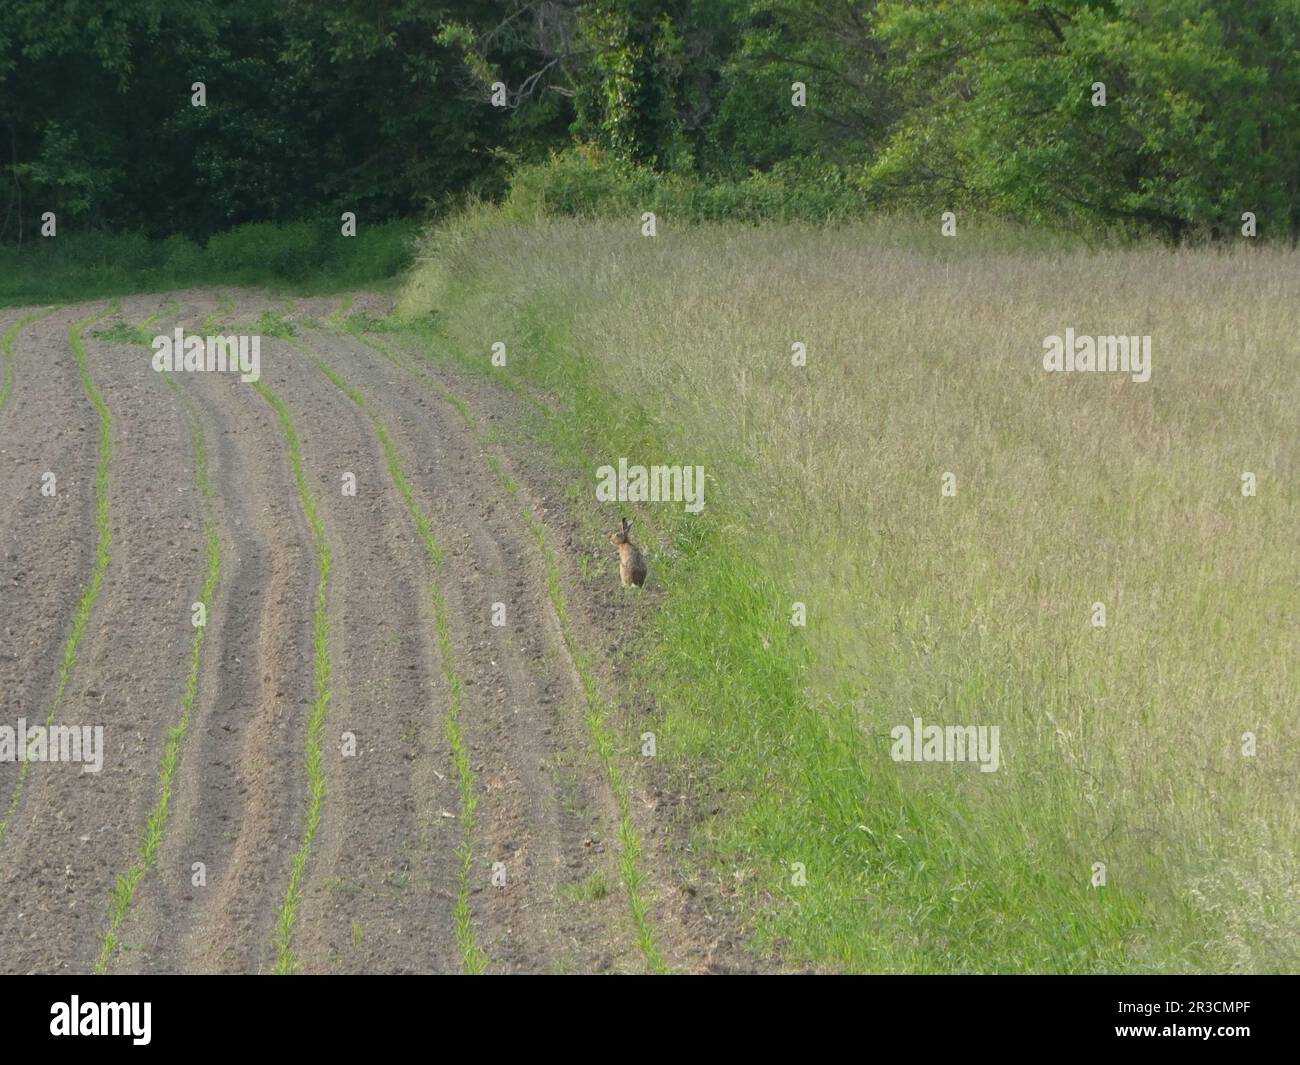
1;0;1296;241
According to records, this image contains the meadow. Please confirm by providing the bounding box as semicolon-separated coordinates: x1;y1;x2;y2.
398;210;1299;973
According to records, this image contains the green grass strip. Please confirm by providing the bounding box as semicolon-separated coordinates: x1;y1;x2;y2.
253;376;334;975
95;364;221;972
337;323;669;973
305;335;488;974
0;308;113;846
0;307;58;416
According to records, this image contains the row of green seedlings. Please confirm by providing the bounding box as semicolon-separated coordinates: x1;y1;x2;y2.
0;307;58;414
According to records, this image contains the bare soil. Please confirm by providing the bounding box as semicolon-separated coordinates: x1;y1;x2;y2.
0;291;768;974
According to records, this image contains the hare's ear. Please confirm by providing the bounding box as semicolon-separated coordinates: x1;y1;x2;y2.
623;518;632;535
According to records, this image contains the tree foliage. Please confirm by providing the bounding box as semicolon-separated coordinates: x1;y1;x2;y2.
1;0;1295;241
869;0;1300;238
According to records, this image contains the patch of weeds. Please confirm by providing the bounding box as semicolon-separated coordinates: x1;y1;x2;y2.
347;311;405;334
551;760;586;818
383;863;412;891
94;320;153;345
255;309;297;338
559;870;611;903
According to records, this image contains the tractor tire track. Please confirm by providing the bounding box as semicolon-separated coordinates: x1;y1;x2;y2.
116;294;317;973
95;311;225;972
250;330;467;973
294;311;638;973
249;374;334;975
0;304;117;858
0;307;99;874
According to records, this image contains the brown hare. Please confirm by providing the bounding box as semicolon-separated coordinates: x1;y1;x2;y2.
610;518;647;588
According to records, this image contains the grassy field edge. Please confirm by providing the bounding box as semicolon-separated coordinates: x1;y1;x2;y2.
382;214;1200;974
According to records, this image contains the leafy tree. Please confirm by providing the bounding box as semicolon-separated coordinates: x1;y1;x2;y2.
868;0;1300;238
706;0;893;176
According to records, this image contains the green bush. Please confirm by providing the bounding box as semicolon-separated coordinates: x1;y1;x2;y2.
207;221;329;282
502;147;868;226
160;233;203;275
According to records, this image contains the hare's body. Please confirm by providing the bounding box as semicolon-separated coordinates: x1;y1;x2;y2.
610;519;647;588
618;543;648;588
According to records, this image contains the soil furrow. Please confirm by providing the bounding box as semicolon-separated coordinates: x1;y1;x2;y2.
374;330;750;973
